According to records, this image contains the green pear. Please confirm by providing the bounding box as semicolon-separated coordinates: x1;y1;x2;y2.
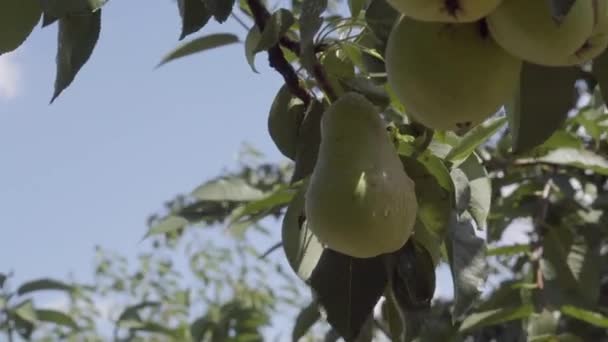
566;0;608;65
385;16;522;133
305;93;418;258
486;0;595;66
386;0;502;23
0;0;41;54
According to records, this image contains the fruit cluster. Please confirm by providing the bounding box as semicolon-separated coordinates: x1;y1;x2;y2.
385;0;608;134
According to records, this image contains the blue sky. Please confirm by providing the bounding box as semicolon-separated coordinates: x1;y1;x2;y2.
0;0;286;284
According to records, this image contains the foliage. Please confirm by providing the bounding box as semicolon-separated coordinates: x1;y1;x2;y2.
3;0;608;341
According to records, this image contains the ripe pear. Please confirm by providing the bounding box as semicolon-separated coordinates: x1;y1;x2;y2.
0;0;41;54
385;16;522;133
486;0;595;66
305;92;418;258
386;0;502;23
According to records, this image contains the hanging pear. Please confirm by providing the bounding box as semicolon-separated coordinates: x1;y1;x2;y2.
386;0;502;23
305;93;418;258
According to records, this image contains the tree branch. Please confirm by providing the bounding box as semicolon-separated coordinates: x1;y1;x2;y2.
245;0;312;106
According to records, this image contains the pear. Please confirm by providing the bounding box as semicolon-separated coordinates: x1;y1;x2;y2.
0;0;41;54
566;0;608;65
486;0;596;66
385;16;522;133
305;92;418;258
386;0;502;23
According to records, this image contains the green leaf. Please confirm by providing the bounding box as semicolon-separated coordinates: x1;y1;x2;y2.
39;0;107;25
0;273;6;288
268;84;306;160
51;9;101;103
381;293;405;342
292;301;321;341
486;244;529;256
459;304;534;333
592;48;608;103
191;177;265;202
255;9;294;52
146;216;189;237
121;320;180;337
541;225;600;307
230;184;295;224
117;301;162;322
17;278;73;295
245;26;262;73
12;300;37;323
458;153;492;230
203;0;235;23
0;0;41;55
364;0;399;44
190;316;215;341
516;148;608;176
348;0;366;17
509;62;578;153
445;116;507;164
527;309;558;339
392;239;436;312
299;0;327;70
281;183;324;281
35;309;79;329
561;305;608;328
309;249;388;341
177;0;211;40
400;156;451;241
291;100;324;183
157;33;239;67
447;211;488;320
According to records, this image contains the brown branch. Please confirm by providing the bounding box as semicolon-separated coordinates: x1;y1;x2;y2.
530;174;554;290
246;0;312;106
312;61;337;102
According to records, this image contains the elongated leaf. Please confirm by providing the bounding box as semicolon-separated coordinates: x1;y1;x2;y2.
392;239;436;312
281;183;324;281
229;184;295;224
245;25;261;73
527;310;558;339
51;9;101;102
146;216;189;237
177;0;211;40
364;0;399;44
510;63;578;153
299;0;327;70
348;0;366;17
458;153;492;230
0;273;6;288
459;304;534;333
157;33;239;67
592;49;608;103
516;148;608;176
191;177;264;202
117;301;162;322
0;0;41;55
446;116;507;163
292;301;321;341
291;100;324;183
203;0;235;23
17;278;73;295
400;156;451;240
256;9;294;52
12;300;37;322
447;211;488;320
561;305;608;328
40;0;107;17
309;249;388;341
190;316;215;341
486;244;529;256
268;84;306;160
36;309;79;329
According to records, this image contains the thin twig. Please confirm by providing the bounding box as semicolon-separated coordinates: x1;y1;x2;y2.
531;174;554;290
259;242;282;259
245;0;313;106
230;12;250;31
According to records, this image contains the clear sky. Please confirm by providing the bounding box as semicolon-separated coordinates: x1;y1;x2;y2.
0;0;287;284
